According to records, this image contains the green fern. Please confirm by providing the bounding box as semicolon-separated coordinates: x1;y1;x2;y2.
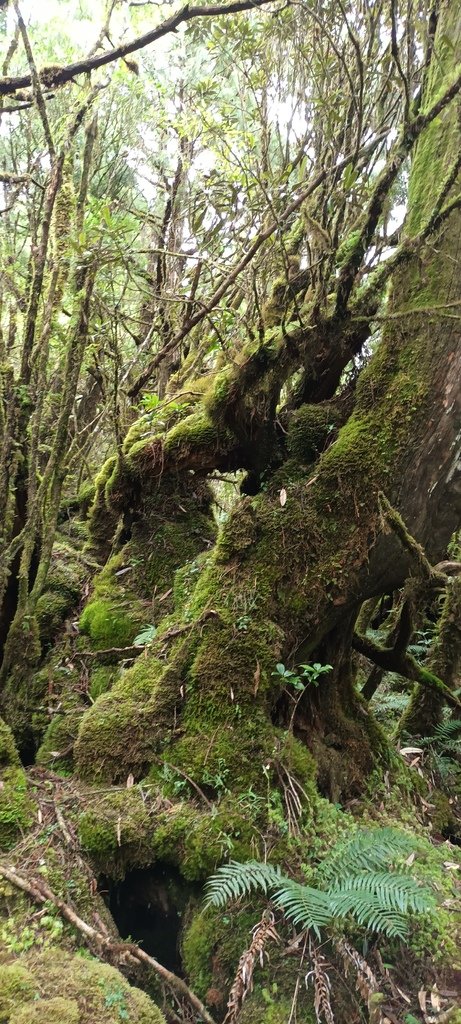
318;826;418;883
432;718;461;745
204;860;283;906
271;879;334;936
205;828;435;940
420;719;461;786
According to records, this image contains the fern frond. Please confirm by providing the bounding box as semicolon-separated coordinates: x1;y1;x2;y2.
433;719;461;743
327;872;434;937
319;827;417;883
204;861;282;908
330;871;434;911
271;879;333;938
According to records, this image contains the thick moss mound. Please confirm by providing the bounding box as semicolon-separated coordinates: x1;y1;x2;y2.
10;997;79;1024
0;949;165;1024
79;548;150;650
0;963;36;1023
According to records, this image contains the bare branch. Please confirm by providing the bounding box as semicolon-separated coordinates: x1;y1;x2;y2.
0;0;279;97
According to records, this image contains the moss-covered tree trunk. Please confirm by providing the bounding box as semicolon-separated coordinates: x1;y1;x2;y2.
71;2;461;808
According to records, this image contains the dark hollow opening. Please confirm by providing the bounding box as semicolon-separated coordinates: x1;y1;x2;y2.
101;864;200;975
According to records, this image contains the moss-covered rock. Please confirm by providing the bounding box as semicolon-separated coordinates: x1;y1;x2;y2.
10;996;80;1024
74;650;167;782
1;950;165;1024
36;705;83;771
183;904;317;1021
0;963;36;1022
89;665;119;700
78;787;157;877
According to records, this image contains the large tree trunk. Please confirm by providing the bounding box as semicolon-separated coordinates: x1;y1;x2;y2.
73;3;461;805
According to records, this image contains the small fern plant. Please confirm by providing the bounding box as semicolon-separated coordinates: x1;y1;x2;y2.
205;827;435;939
420;718;461;788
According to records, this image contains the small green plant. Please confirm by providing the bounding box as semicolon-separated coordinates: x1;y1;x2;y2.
205;827;435;940
133;624;157;647
272;662;333;729
101;983;129;1020
272;662;333;692
160;763;190;798
203;758;230;798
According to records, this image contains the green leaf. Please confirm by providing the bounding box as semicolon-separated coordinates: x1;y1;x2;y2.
133;625;157;647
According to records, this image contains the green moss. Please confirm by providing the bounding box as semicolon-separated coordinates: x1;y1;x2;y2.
182;904;263;999
0;767;35;851
335;228;362;269
74;650;167;783
215;499;259;562
89;665;119;700
85;455;120;561
3;950;165;1024
203;367;234;416
0;717;20;767
164;410;225;458
36;706;83;771
79;550;149;649
183;905;316;1021
0;963;36;1022
78;787;156;877
239;997;309;1023
287;404;336;464
79;598;142;648
397;839;461;967
173;552;211;613
10;997;79;1024
36;592;73;645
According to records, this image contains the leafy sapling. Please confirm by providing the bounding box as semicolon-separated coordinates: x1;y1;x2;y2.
272;662;333;729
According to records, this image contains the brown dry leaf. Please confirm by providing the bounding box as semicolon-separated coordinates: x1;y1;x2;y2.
443;861;460;870
418;989;427;1013
116;815;122;847
396;987;411;1004
279;488;287;507
253;661;261;696
37;808;43;824
405;852;416;867
126;773;134;789
230;686;234;702
430;987;441;1012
